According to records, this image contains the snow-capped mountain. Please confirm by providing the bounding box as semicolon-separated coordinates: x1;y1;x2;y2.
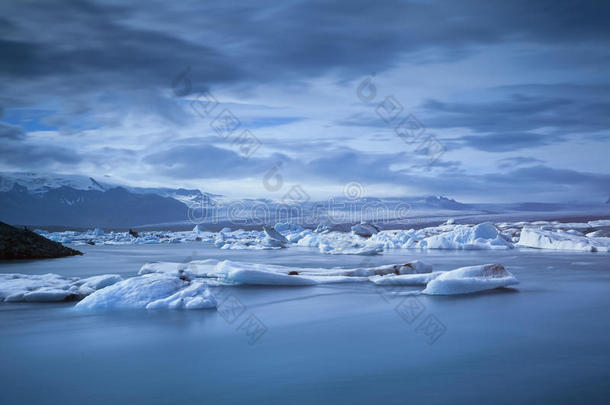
0;172;201;228
0;172;211;205
0;172;108;194
2;172;607;229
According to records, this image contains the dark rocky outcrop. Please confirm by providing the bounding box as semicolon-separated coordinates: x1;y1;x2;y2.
0;221;82;260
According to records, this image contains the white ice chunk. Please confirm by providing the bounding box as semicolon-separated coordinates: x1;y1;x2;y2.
75;273;188;309
420;223;513;250
517;227;610;252
319;240;382;255
78;274;123;290
273;222;304;234
216;260;367;285
586;230;610;238
370;272;443;286
139;259;221;278
588;220;610;229
422;264;518;295
0;273;123;302
263;225;288;243
351;222;380;237
145;281;216;310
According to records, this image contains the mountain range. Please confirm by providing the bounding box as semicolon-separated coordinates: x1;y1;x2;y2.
0;172;608;229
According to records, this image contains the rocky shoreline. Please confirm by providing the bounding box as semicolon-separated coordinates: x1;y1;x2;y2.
0;221;82;260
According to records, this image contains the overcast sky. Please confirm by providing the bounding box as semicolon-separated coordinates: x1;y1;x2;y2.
1;0;609;202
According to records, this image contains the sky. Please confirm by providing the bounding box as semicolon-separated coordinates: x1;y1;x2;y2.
1;0;609;203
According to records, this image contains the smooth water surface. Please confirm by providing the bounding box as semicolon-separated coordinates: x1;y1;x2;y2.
1;243;609;404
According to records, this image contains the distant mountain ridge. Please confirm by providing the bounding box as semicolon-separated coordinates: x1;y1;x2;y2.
0;183;189;228
1;172;608;229
0;172;209;203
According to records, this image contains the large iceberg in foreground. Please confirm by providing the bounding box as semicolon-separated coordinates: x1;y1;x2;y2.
138;259;518;296
1;258;519;309
75;273;216;310
0;273;122;302
422;264;518;295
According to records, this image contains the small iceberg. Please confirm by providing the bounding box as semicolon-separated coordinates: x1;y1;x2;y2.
263;225;289;243
420;223;513;250
351;222;380;237
0;273;122;302
75;273;216;310
370;272;443;286
517;227;610;252
422;264;518;295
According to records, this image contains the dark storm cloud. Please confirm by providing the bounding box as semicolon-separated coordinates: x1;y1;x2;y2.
338;84;610;148
2;0;610;201
421;84;610;152
0;123;82;166
2;0;610;103
422;93;610;136
1;0;609;136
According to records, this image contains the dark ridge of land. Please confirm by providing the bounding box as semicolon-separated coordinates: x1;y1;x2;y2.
0;221;83;260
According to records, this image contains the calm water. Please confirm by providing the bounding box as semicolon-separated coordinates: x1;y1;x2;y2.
1;243;609;404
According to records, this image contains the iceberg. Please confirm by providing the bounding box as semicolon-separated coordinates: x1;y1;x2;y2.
145;281;217;310
422;264;518;295
420;223;512;250
318;240;383;255
517;227;610;252
217;261;373;285
139;260;435;285
263;225;289;243
273;222;304;234
351;222;380;237
369;261;437;285
370;272;443;286
0;273;122;302
75;273;216;310
33;218;610;253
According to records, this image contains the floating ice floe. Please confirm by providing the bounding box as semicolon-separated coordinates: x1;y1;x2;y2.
139;259;438;286
351;222;380;237
370;272;443;286
422;264;519;295
1;259;521;309
0;273;122;302
369;261;438;285
517;227;610;252
143;259;518;295
263;225;289;243
419;223;513;250
75;273;216;310
318;239;383;255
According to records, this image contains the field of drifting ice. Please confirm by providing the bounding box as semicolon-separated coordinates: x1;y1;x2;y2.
3;217;605;310
0;259;519;309
36;218;610;253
